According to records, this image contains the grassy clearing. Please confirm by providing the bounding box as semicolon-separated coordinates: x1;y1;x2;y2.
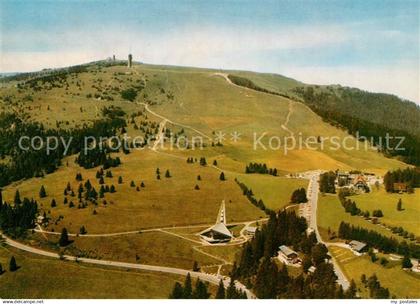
0;245;182;299
25;229;221;270
317;194;407;242
352;187;420;235
236;175;308;210
198;245;242;264
329;246;420;298
2;149;264;234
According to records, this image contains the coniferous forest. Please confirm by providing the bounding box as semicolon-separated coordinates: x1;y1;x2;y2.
294;87;420;166
0;189;38;238
0;112;126;187
383;167;420;192
232;211;357;299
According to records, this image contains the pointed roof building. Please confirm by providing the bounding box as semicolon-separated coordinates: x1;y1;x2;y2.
200;200;232;243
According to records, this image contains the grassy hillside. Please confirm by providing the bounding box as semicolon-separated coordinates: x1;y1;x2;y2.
0;245;182;299
233;71;420;138
352;187;420;235
0;61;416;298
235;175;308;211
329;246;420;299
0;62;408;175
317;194;409;242
2;149;264;234
227;71;420;165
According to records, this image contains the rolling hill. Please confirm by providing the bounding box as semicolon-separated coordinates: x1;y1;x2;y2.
0;60;418;299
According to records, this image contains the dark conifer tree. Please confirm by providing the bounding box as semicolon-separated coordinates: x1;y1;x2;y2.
59;228;69;246
9;256;17;272
39;185;47;198
14;190;22;205
402;256;413;268
216;279;225;299
226;278;238;299
192;278;210;299
84;179;92;190
192;261;199;272
183;273;192;299
397;199;403;211
79;226;87;235
169;282;184;299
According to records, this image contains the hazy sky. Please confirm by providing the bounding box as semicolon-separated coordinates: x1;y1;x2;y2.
1;0;419;102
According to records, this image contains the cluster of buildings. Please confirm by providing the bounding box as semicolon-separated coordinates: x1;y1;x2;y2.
105;54;133;68
336;172;382;192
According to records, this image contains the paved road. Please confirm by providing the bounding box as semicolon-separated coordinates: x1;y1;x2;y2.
306;171;350;290
0;232;256;299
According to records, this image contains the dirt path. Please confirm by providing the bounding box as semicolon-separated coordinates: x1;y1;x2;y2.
281;100;294;136
152;119;168;150
137;102;212;141
214;72;295;137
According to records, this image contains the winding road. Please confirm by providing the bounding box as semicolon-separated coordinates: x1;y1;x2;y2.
0;232;255;298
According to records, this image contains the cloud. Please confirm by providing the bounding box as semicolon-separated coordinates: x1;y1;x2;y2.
1;24;352;62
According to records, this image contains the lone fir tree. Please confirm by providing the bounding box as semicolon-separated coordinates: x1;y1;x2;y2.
59;228;69;246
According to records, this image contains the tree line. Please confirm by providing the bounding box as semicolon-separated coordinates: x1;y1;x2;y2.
0;112;126;187
235;179;270;214
383;167;419;193
169;273;247;299
0;189;38;237
245;163;278;176
290;188;307;204
295;86;420;166
231;210;357;298
319;171;336;193
338;222;420;259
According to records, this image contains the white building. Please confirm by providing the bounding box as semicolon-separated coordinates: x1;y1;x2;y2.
245;226;257;235
277;245;301;266
200;200;233;243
